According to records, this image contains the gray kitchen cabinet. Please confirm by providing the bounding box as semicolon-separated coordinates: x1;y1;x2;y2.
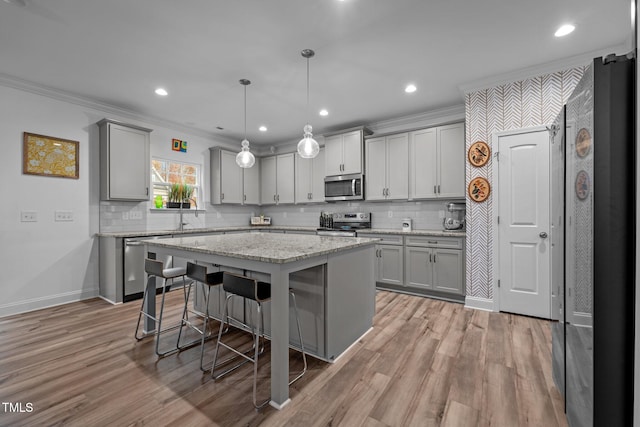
210;147;243;204
404;236;464;295
409;122;465;199
261;153;295;205
98;119;151;201
295;147;325;203
324;127;369;176
359;233;404;286
210;147;261;205
365;133;409;200
243;158;261;204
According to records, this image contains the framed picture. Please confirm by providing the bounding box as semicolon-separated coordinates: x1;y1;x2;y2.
23;132;79;179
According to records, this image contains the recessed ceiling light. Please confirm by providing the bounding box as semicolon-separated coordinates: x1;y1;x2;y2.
554;24;575;37
155;88;168;96
319;109;329;116
259;126;267;132
405;84;417;93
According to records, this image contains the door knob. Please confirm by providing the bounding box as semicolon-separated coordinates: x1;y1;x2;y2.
539;232;548;238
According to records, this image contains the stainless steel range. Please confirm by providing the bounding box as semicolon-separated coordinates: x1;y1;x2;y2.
317;212;371;237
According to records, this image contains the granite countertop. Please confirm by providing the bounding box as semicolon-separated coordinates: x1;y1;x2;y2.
142;232;379;264
97;225;466;238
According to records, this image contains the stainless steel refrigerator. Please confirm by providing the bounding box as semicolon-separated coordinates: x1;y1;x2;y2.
551;53;635;426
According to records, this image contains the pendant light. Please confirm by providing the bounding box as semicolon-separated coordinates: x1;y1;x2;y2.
297;49;320;159
236;79;256;168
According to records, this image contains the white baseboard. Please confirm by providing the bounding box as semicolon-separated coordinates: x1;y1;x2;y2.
0;288;100;318
97;295;121;305
464;296;496;312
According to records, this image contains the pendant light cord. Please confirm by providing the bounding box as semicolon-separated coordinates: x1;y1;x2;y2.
244;83;247;140
306;56;310;124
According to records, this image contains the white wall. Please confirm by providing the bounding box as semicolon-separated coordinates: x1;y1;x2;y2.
0;84;240;317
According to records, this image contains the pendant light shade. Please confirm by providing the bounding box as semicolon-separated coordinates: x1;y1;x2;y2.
297;49;320;159
236;79;255;168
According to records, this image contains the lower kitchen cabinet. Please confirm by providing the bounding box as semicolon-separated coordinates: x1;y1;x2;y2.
405;246;463;294
359;233;404;286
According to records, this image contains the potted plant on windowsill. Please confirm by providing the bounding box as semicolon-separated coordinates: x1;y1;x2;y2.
167;183;193;209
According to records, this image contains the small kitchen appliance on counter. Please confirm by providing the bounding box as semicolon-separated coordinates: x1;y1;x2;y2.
443;202;465;231
318;212;371;236
402;218;412;232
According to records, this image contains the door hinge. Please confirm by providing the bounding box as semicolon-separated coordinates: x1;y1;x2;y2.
495;151;499;161
498;279;501;288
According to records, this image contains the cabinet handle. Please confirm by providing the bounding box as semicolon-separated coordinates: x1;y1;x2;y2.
274;195;276;202
309;192;312;200
438;185;441;194
146;187;149;196
433;254;436;263
244;194;247;201
429;253;432;263
277;194;280;202
434;185;437;194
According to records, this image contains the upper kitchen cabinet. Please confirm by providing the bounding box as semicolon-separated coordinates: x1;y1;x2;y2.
295;147;325;203
365;133;409;201
409;122;465;199
324;127;372;176
261;153;295;205
210;147;260;205
98;119;151;201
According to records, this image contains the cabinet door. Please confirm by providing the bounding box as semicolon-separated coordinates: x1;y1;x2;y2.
106;123;150;200
378;244;404;286
341;130;363;175
310;148;326;202
295;154;312;203
243;159;260;205
324;134;343;176
260;155;277;205
365;137;387;201
409;128;438;199
220;149;244;204
405;246;433;289
276;153;295;204
386;133;409;200
433;248;464;294
437;123;465;198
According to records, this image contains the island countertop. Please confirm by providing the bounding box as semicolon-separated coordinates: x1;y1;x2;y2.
142;232;379;264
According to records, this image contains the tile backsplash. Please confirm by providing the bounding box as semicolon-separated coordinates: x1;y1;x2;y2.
99;199;464;233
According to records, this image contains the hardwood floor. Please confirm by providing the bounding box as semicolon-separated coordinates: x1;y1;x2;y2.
0;290;568;427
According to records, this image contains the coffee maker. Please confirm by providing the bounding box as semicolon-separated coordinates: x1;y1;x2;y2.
443;202;465;230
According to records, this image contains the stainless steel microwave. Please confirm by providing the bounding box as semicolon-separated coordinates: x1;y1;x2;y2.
324;173;364;201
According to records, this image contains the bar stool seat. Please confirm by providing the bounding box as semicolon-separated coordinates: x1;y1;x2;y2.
177;262;224;371
134;258;188;357
211;271;307;409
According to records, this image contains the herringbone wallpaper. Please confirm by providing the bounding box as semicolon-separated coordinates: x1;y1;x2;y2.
464;66;586;300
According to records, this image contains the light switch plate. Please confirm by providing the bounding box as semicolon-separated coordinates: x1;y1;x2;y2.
21;211;37;222
55;210;74;221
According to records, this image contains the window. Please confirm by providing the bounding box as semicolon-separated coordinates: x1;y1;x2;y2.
151;158;201;208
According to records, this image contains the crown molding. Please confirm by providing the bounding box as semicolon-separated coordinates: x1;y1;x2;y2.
458;43;630;94
0;72;240;144
365;104;465;136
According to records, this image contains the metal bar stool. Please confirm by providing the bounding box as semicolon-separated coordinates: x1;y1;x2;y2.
134;258;187;357
176;262;224;371
211;271;307;409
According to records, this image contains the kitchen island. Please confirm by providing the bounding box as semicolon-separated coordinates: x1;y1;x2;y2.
142;231;377;410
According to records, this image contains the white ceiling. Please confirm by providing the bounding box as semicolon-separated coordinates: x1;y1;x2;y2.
0;0;632;146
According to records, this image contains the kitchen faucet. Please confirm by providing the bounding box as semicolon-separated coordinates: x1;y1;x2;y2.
178;197;198;232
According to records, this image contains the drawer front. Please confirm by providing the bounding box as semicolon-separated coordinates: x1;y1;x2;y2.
405;236;463;249
358;233;403;245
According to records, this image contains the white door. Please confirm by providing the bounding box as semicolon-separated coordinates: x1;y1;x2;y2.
496;128;551;318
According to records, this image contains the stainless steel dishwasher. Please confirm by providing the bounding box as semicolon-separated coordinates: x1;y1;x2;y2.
123;235;172;302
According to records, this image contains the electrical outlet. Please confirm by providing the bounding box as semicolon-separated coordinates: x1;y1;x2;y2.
55;210;74;221
21;211;37;222
130;211;143;220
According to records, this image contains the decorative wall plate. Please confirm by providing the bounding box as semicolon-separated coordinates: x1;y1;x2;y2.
575;170;590;200
468;141;490;167
575;128;592;158
468;176;490;202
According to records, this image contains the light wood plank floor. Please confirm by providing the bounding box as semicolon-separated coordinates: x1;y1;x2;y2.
0;290;568;427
